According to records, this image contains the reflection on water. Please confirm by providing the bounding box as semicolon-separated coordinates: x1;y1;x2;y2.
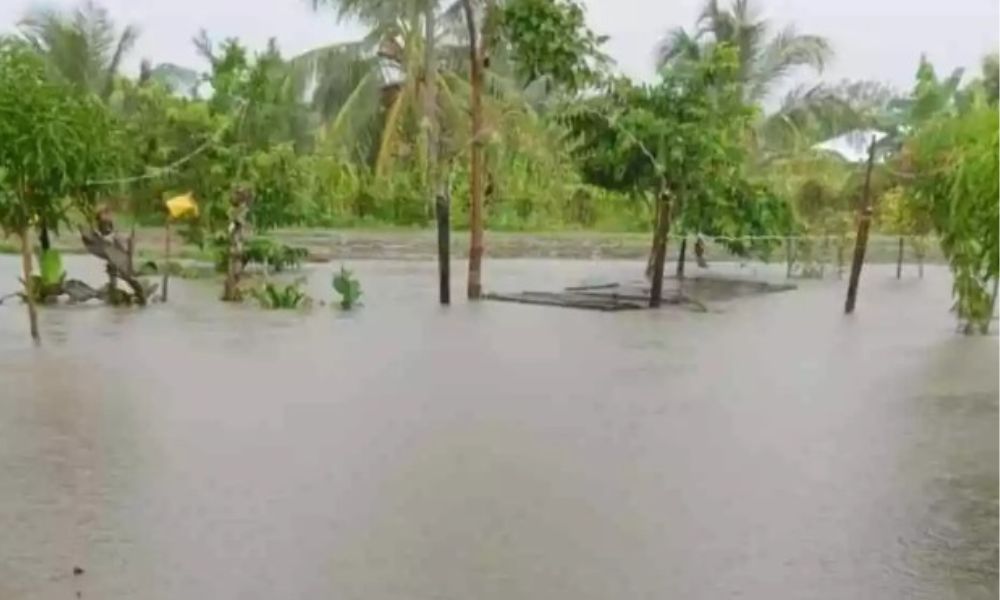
0;258;996;600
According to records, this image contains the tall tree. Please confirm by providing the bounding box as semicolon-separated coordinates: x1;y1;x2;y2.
655;0;831;103
296;2;466;172
18;0;139;101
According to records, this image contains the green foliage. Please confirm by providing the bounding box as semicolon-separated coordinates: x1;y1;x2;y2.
560;44;791;257
17;0;140;101
0;37;118;236
496;0;607;93
210;234;308;273
906;106;999;333
3;1;996;309
878;186;932;237
114;36;313;243
332;265;362;309
249;278;313;310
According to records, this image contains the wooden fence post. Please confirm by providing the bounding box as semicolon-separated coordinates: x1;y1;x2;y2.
844;139;878;314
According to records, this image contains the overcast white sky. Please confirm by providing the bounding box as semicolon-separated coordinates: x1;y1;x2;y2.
2;0;998;95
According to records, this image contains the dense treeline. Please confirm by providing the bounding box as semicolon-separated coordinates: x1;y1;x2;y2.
0;0;997;326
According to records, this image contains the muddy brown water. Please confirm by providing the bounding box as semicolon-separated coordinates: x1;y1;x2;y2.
0;257;996;600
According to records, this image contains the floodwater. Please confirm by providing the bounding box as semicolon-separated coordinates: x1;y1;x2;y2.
0;257;996;600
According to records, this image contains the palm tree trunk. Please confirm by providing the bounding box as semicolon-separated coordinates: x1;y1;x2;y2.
462;0;486;300
844;138;877;314
423;6;438;211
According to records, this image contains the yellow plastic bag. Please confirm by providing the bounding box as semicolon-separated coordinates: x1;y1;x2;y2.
165;193;198;219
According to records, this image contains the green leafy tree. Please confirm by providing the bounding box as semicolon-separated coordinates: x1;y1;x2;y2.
562;44;792;263
17;0;139;101
497;0;609;94
0;38;119;341
905;106;999;333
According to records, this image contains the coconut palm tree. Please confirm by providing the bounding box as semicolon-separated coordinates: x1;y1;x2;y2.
294;0;536;171
18;0;139;102
288;14;456;172
655;0;832;104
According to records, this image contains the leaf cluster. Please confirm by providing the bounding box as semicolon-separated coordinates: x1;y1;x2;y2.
557;44;790;254
905;106;999;332
0;37;119;234
496;0;608;93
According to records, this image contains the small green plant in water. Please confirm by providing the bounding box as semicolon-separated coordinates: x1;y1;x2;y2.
332;266;362;310
249;278;313;310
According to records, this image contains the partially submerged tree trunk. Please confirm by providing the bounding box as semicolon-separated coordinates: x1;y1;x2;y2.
19;228;40;344
462;0;486;300
79;228;151;305
649;185;673;308
222;188;251;302
80;205;150;305
645;198;667;280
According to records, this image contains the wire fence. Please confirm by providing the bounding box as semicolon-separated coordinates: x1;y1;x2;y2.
675;233;940;278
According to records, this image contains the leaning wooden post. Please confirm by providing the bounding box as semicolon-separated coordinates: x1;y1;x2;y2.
895;236;904;279
649;184;673;308
844;138;878;314
18;227;40;344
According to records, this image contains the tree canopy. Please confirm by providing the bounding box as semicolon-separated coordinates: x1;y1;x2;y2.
0;0;997;329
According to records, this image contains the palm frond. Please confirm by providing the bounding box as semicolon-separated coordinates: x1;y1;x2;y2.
654;27;702;70
17;1;139;99
747;25;831;102
101;23;139;99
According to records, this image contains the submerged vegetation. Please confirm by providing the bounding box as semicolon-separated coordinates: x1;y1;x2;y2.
250;278;314;310
332;266;363;310
0;0;997;336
